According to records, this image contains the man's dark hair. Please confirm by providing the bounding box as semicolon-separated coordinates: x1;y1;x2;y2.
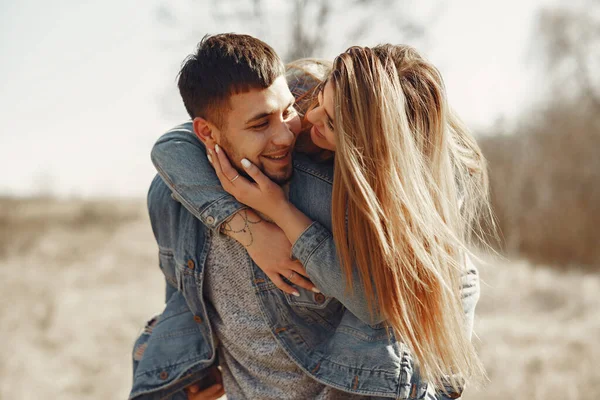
178;33;285;128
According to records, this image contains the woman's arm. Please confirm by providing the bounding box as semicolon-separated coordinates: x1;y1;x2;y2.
209;147;481;328
152;123;246;229
210;146;383;323
152;124;315;295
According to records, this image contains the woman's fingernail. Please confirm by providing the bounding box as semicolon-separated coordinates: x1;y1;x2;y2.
292;291;300;297
241;158;251;169
215;144;220;153
207;154;213;163
312;287;321;293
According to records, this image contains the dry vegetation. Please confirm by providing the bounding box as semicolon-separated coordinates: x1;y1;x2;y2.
478;2;600;271
1;197;598;399
0;197;164;400
480;97;600;270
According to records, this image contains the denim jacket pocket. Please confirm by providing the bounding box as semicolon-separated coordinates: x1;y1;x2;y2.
285;290;333;309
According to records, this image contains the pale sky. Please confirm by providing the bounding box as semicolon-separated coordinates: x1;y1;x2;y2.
0;0;556;197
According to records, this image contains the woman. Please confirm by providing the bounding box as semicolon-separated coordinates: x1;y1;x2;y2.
155;45;490;396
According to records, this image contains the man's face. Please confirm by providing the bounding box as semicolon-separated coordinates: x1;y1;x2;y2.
215;76;301;184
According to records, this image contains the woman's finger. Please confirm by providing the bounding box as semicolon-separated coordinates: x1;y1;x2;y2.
210;145;252;191
187;384;200;394
187;383;224;400
207;147;229;187
269;273;300;297
214;144;239;182
289;263;320;293
287;271;317;293
289;261;310;279
241;158;275;189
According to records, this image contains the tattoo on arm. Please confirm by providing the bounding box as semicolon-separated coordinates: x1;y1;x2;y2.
220;210;263;247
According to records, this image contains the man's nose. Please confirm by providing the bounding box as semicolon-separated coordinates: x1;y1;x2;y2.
271;121;295;146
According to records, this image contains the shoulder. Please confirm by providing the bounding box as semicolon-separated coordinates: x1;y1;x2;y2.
165;121;194;134
155;121;195;145
147;174;186;245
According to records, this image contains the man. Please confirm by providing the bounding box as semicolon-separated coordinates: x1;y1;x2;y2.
130;34;477;400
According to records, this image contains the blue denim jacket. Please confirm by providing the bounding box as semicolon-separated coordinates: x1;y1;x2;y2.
129;123;479;400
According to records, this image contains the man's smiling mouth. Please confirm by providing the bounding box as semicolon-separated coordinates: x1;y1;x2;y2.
262;151;289;161
261;151;292;165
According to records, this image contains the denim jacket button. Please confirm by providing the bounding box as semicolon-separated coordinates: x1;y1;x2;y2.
159;371;169;380
314;293;326;304
193;315;202;323
206;215;215;225
187;260;195;270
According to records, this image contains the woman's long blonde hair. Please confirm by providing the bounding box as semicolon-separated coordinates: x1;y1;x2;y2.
328;45;491;389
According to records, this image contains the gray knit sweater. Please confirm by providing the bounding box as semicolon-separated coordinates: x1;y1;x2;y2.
203;231;370;400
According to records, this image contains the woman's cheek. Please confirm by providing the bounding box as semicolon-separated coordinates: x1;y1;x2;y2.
324;130;336;151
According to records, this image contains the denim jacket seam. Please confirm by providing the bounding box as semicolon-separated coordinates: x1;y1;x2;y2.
153;308;193;324
291;221;320;251
153;161;242;229
130;361;214;400
201;196;248;230
152;326;201;341
134;354;210;377
292;222;330;264
158;247;174;256
317;353;400;376
293;162;333;185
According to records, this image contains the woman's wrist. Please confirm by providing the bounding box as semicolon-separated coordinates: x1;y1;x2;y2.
269;200;294;226
270;201;313;245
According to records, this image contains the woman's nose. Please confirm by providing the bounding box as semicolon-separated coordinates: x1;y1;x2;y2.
306;107;318;125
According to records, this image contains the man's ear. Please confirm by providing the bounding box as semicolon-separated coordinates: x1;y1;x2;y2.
192;117;218;147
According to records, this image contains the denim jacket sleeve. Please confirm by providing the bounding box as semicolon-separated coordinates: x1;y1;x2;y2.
292;220;481;333
152;124;481;336
291;221;385;324
151;122;247;230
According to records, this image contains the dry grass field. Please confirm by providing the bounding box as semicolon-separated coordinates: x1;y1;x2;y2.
1;197;598;400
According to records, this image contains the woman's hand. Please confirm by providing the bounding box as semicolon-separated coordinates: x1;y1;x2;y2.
245;217;319;296
209;144;315;267
209;144;288;221
186;367;224;400
186;383;224;400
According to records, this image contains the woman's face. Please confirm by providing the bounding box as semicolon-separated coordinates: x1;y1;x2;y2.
306;80;337;151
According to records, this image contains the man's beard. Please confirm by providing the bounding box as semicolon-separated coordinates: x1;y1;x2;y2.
219;136;294;185
268;168;294;185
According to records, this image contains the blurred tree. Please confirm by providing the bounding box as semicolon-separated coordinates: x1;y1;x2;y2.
534;2;600;111
155;0;436;119
482;0;600;268
156;0;431;61
283;0;427;60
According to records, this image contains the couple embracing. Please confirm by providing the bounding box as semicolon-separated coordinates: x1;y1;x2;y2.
130;33;490;400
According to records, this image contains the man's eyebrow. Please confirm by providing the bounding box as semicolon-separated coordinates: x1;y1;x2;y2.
245;111;273;125
244;99;295;125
